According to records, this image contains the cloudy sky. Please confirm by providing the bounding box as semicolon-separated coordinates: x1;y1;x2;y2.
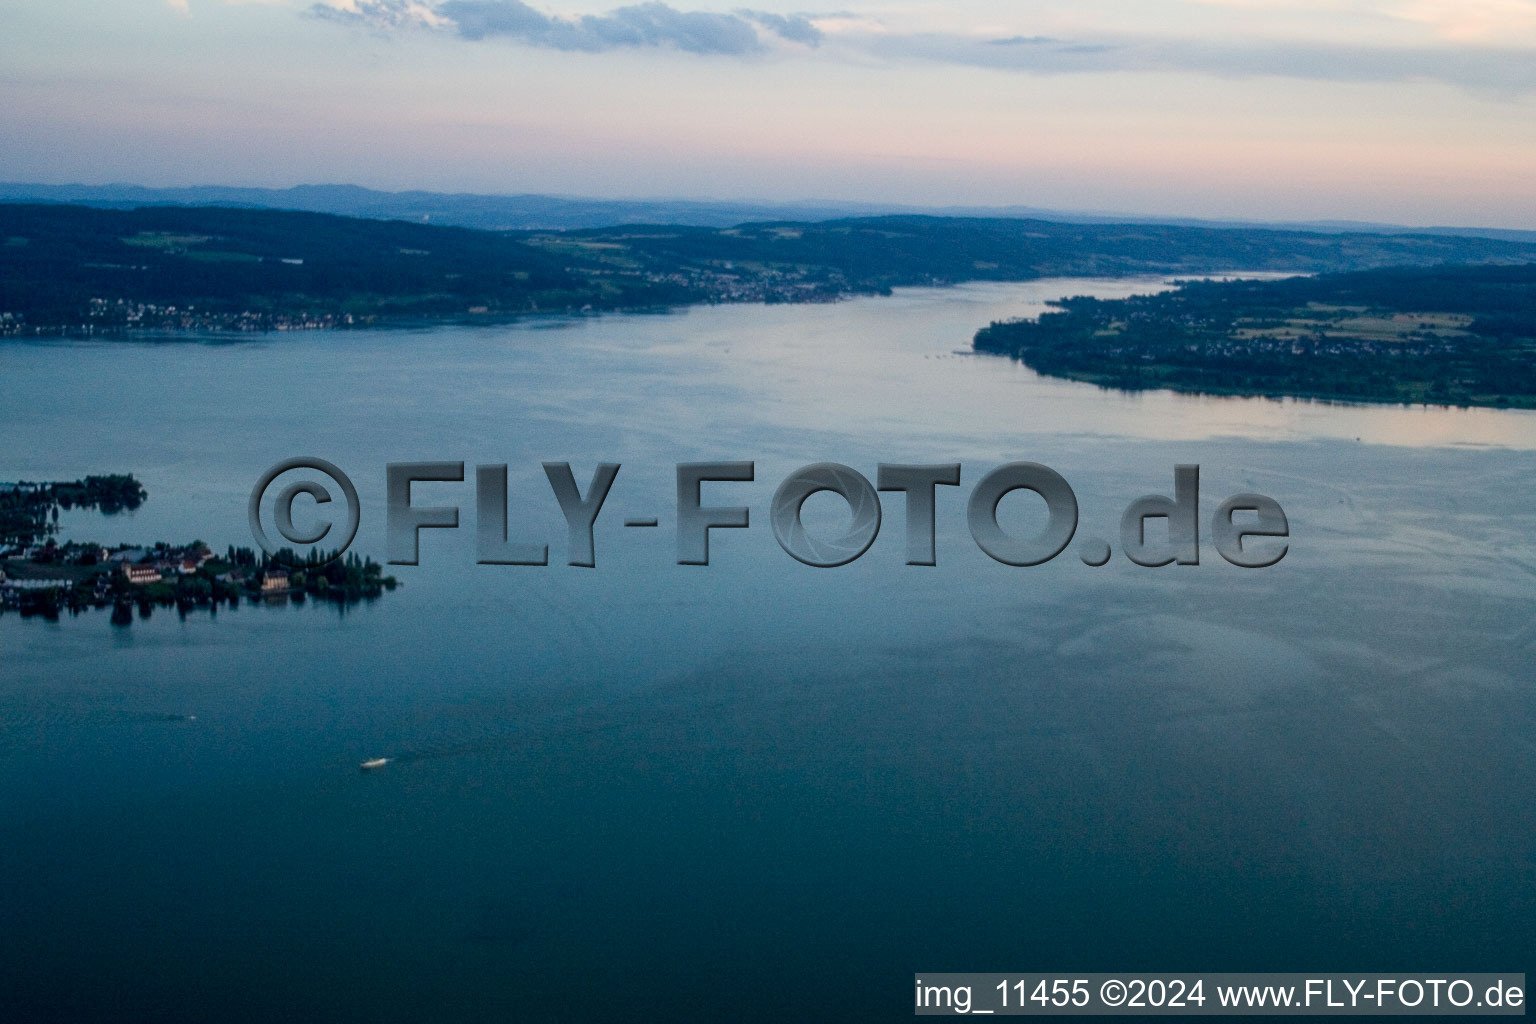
4;0;1535;226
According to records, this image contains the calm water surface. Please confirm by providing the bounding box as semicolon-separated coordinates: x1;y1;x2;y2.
2;281;1533;1021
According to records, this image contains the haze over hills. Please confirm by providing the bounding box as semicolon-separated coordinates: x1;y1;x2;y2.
3;182;1535;244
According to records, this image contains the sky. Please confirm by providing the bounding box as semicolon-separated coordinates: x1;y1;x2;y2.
2;0;1535;227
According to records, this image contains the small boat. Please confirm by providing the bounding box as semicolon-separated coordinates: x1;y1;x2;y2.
359;757;391;771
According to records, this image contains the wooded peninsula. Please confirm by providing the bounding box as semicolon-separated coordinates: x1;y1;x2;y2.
974;263;1536;408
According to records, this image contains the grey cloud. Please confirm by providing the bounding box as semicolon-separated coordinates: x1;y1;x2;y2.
856;30;1536;94
739;10;822;47
988;35;1055;47
313;0;820;55
310;1;431;30
310;3;1536;93
438;1;555;42
442;1;762;53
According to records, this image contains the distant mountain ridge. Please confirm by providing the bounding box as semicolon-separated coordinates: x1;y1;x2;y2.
3;181;1534;243
0;183;921;232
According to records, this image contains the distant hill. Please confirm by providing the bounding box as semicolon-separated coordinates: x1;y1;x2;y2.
0;183;909;232
3;181;1534;243
577;214;1536;284
974;263;1536;408
4;203;1536;335
0;204;689;330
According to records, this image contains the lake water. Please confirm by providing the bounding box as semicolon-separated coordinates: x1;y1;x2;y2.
2;280;1533;1021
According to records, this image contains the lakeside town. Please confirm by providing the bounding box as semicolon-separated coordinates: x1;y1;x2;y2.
0;298;364;336
0;477;397;621
0;266;848;338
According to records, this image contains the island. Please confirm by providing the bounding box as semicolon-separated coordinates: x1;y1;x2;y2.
973;263;1536;408
0;475;397;622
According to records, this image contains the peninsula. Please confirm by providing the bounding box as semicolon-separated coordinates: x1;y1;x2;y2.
973;263;1536;408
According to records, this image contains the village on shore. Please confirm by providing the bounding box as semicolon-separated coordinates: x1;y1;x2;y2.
0;537;398;621
1;477;396;622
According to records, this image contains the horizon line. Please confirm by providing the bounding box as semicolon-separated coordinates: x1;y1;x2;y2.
2;179;1535;238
